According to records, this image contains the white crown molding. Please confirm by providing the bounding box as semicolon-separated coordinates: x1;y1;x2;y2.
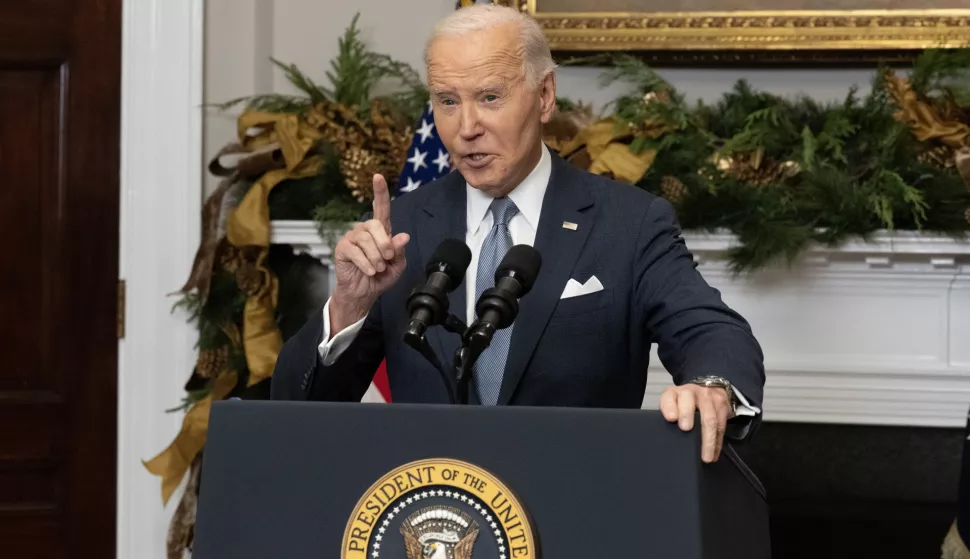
272;220;970;428
118;0;204;557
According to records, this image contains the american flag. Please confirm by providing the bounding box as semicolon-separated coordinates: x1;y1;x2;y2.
361;101;453;404
395;102;453;196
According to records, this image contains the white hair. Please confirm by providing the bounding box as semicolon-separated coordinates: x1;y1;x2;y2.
425;3;557;89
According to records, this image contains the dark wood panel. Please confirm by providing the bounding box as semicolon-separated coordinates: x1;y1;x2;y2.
0;69;61;392
0;0;121;556
0;466;61;506
0;508;63;559
0;4;71;61
0;402;63;461
61;1;121;556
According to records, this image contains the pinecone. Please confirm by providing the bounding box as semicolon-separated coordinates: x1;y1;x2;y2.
340;146;381;202
219;244;242;274
196;346;229;378
377;129;414;187
661;176;686;202
234;260;264;296
748;160;800;186
716;152;800;186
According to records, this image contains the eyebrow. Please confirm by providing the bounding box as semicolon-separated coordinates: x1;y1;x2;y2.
479;83;507;94
430;82;510;98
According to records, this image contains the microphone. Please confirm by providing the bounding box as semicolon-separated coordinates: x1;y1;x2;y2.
455;245;542;403
404;238;472;345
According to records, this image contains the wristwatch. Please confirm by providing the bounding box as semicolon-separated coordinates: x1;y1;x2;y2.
689;376;737;414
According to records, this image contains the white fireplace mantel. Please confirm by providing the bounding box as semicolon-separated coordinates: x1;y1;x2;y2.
272;220;970;429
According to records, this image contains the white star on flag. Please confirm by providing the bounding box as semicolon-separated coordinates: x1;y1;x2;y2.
416;119;435;143
407;148;428;172
432;149;450;173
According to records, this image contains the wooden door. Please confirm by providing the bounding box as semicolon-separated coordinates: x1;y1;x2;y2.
0;0;120;557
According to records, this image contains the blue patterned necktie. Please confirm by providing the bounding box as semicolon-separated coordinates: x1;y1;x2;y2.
474;197;519;405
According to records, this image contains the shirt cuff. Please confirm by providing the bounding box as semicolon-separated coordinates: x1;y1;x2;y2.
317;298;367;366
726;385;761;440
732;385;761;417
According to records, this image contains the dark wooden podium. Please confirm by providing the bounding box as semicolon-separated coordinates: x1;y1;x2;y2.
193;401;770;558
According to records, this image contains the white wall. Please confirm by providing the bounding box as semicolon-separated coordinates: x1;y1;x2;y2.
204;0;275;195
204;0;879;195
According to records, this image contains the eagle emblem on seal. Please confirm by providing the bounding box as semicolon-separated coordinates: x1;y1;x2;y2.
400;506;480;559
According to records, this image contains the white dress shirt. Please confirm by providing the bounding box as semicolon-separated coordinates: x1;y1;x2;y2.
315;146;759;423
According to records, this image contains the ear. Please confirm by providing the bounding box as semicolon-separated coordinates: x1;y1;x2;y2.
537;71;557;124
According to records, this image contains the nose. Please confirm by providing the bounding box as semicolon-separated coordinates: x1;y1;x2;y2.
458;103;483;141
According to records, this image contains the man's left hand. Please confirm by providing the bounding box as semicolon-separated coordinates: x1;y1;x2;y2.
660;384;735;463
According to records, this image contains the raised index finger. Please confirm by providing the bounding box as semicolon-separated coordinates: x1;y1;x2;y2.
372;174;392;233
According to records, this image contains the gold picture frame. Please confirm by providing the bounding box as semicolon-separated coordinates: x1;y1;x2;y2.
492;0;970;64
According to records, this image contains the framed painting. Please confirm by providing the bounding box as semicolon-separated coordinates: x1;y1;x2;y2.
491;0;970;64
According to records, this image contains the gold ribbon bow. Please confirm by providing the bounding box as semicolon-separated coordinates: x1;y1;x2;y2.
227;111;325;387
556;117;663;185
885;72;970;149
142;371;238;505
145;109;324;505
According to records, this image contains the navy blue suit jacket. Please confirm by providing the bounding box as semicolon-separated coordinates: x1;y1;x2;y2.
271;153;765;428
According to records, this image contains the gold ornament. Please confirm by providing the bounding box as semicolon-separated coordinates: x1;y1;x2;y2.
713;149;800;186
918;144;955;168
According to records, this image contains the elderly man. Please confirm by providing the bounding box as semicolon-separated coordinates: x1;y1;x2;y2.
272;4;766;462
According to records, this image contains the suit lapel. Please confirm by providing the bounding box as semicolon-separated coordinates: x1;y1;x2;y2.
497;155;596;404
414;172;467;374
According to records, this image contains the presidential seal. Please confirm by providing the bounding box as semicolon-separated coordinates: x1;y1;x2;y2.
342;458;537;559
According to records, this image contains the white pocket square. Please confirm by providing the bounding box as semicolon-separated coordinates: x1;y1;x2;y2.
560;275;604;299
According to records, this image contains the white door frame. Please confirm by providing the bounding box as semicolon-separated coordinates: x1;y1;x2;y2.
117;0;204;556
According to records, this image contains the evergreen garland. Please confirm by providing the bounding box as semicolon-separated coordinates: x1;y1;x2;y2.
591;52;970;273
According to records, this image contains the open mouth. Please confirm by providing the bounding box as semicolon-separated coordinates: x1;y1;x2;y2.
464;153;493;168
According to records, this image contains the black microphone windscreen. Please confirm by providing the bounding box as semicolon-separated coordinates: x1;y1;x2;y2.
427;238;472;285
497;245;542;291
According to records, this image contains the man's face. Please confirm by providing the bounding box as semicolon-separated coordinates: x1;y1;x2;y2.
427;23;556;197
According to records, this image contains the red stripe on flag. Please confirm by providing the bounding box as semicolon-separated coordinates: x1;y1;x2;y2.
373;360;392;402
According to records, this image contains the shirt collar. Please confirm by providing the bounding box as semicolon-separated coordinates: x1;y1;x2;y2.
466;144;551;236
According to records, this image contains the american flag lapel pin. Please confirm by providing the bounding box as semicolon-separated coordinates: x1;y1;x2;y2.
562;221;578;230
